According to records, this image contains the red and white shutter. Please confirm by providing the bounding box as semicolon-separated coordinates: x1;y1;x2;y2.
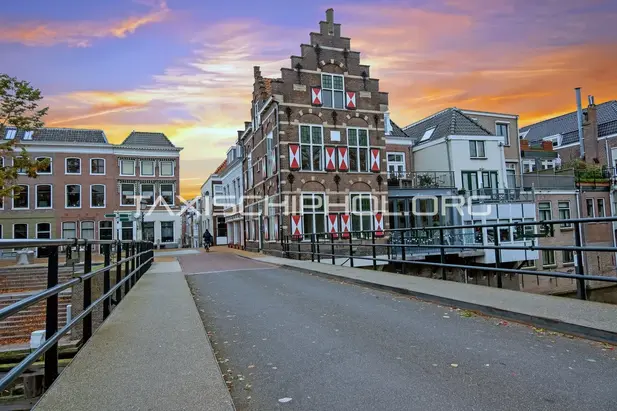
374;212;384;238
327;214;339;238
370;148;380;172
264;216;269;241
271;148;277;173
311;87;322;106
289;144;300;170
325;146;336;171
340;214;351;238
291;215;303;238
338;147;349;171
345;91;356;110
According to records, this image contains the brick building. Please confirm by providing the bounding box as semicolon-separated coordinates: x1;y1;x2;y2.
240;9;389;254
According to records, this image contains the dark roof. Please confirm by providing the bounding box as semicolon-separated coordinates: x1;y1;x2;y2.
402;108;492;145
121;131;175;147
2;127;108;143
389;120;410;138
520;100;617;144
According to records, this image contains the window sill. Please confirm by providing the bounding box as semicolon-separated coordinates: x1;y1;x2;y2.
470;157;488;160
562;263;575;267
520;266;536;271
560;227;574;231
65;173;82;176
542;264;558;269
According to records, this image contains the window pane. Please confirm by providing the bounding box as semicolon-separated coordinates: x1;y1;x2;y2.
586;199;594;217
597;199;605;217
348;129;357;146
322;74;332;89
121;160;134;175
122;184;135;205
37;157;52;173
161;162;173;176
81;221;95;240
312;146;322;171
14;224;28;239
66;158;80;173
349;149;358;171
322;90;333;108
92;185;105;207
478;142;485;157
358;129;368;146
63;222;76;239
301;146;311;170
359;148;368;172
66;185;81;208
469;141;477;157
141;184;155;205
161;184;174;205
300;126;311;143
334;91;344;109
311;127;322;144
142;161;154;175
37;185;52;208
333;75;343;90
91;159;104;174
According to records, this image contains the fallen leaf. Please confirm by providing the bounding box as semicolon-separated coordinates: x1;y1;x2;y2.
451;363;459;368
248;365;255;369
279;397;292;403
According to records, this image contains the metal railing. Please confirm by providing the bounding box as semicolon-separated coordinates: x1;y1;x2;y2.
282;216;617;301
0;239;154;393
466;188;533;203
521;173;576;190
387;171;455;189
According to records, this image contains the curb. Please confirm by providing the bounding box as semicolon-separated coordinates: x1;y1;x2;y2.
273;262;617;345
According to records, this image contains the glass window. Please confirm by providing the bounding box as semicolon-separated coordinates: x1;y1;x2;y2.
81;221;95;240
387;153;406;178
36;185;52;208
562;250;574;265
91;159;105;174
62;222;77;239
301;193;326;239
160;161;174;176
141;160;155;176
299;125;323;171
36;157;52;174
461;171;478;192
66;185;81;208
122;221;133;241
469;141;486;158
161;184;174;205
66;158;81;174
37;223;51;239
558;201;571;228
121;160;135;176
321;74;344;109
597;198;605;217
348;128;369;172
524;218;535;239
141;184;155;205
13;185;29;209
14;224;28;239
499;220;511;243
161;221;175;242
539;202;552;234
350;193;373;238
542;250;555;267
143;222;155;242
486;220;497;243
523;160;535;173
121;184;135;206
513;219;523;241
91;185;105;208
495;123;510;146
586;199;595;217
99;221;113;240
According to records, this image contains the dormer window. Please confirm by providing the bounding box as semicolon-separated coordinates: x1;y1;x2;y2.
4;129;16;140
321;74;344;109
543;135;562;148
420;127;436;142
23;131;33;140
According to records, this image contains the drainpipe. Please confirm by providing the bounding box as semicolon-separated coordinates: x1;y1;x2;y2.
445;136;453;183
575;189;589;275
575;87;585;159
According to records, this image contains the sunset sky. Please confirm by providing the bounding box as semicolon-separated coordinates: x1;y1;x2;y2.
2;0;616;197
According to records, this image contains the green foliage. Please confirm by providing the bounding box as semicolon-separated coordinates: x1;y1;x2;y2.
0;73;49;197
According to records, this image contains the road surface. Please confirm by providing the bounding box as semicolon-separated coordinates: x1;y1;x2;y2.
182;252;617;411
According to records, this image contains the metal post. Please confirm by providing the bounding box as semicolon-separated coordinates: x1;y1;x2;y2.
297;239;301;260
494;225;502;288
130;242;136;288
103;244;111;320
311;234;315;262
439;228;446;280
401;230;407;275
331;233;336;265
574;221;587;300
83;243;93;343
316;234;321;263
124;243;130;294
44;246;59;389
116;242;122;303
348;233;354;268
372;231;377;270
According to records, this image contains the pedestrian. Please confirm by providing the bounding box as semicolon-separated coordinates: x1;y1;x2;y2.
203;229;213;252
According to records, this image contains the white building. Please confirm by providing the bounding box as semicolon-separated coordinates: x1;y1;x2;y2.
199;161;226;245
217;145;244;248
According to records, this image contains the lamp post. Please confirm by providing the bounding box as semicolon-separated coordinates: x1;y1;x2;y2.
140;200;148;241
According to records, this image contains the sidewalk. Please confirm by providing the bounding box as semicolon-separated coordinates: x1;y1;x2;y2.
33;261;234;411
247;254;617;344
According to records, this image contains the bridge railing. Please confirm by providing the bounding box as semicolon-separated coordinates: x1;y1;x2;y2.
282;216;617;301
0;239;154;393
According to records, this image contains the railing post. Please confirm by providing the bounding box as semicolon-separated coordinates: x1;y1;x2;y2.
372;231;377;270
44;246;59;389
116;241;122;303
440;228;446;280
103;244;111;320
83;242;93;343
311;234;315;262
124;242;130;294
494;225;502;288
331;233;336;265
297;238;301;260
574;221;587;300
401;231;407;275
131;242;136;288
316;234;321;263
348;232;354;268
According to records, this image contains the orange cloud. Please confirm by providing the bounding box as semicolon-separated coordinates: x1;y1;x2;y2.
0;1;169;47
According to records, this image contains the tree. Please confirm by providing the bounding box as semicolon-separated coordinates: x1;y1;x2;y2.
1;74;50;197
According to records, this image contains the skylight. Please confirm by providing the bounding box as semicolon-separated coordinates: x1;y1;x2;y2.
5;129;17;140
420;127;436;142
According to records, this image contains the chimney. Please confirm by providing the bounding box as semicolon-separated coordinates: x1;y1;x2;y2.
583;97;599;164
384;111;392;135
520;139;529;150
326;8;334;24
575;88;585;159
541;141;553;151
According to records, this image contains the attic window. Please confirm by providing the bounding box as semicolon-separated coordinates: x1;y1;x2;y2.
23;131;33;140
420;127;436;142
5;129;17;140
542;135;562;147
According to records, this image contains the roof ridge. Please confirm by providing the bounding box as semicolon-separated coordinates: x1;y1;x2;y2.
454;108;494;135
521;99;617;131
402;107;452;131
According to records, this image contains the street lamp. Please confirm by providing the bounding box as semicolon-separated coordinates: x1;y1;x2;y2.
140;199;148;241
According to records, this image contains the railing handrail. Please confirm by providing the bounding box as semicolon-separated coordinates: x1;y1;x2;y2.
0;238;143;250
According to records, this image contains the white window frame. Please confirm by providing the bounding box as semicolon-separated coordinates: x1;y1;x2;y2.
160;161;174;177
495;122;510;146
36;157;52;175
121;183;136;207
12;185;29;210
586;198;595;218
65;184;82;209
301;192;327;239
597;198;606;217
35;184;53;209
65;157;82;175
14;156;27;175
141;183;155;205
120;159;136;177
90;158;106;175
62;221;77;239
387;152;406;178
80;220;95;241
542;249;556;267
99;220;114;240
90;184;106;208
266;131;274;178
299;124;324;172
13;223;28;240
36;222;51;240
469;140;486;159
349;192;373;237
160;183;175;206
247;154;253;186
522;159;535;173
558;201;572;228
541;159;555;170
321;73;345;109
348;128;370;172
140;160;155;177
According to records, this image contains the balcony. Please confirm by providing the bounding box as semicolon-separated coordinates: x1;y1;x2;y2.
387;171;455;189
522;173;576;190
466;188;533;204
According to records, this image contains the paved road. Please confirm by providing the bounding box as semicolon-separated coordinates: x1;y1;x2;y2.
184;252;617;411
